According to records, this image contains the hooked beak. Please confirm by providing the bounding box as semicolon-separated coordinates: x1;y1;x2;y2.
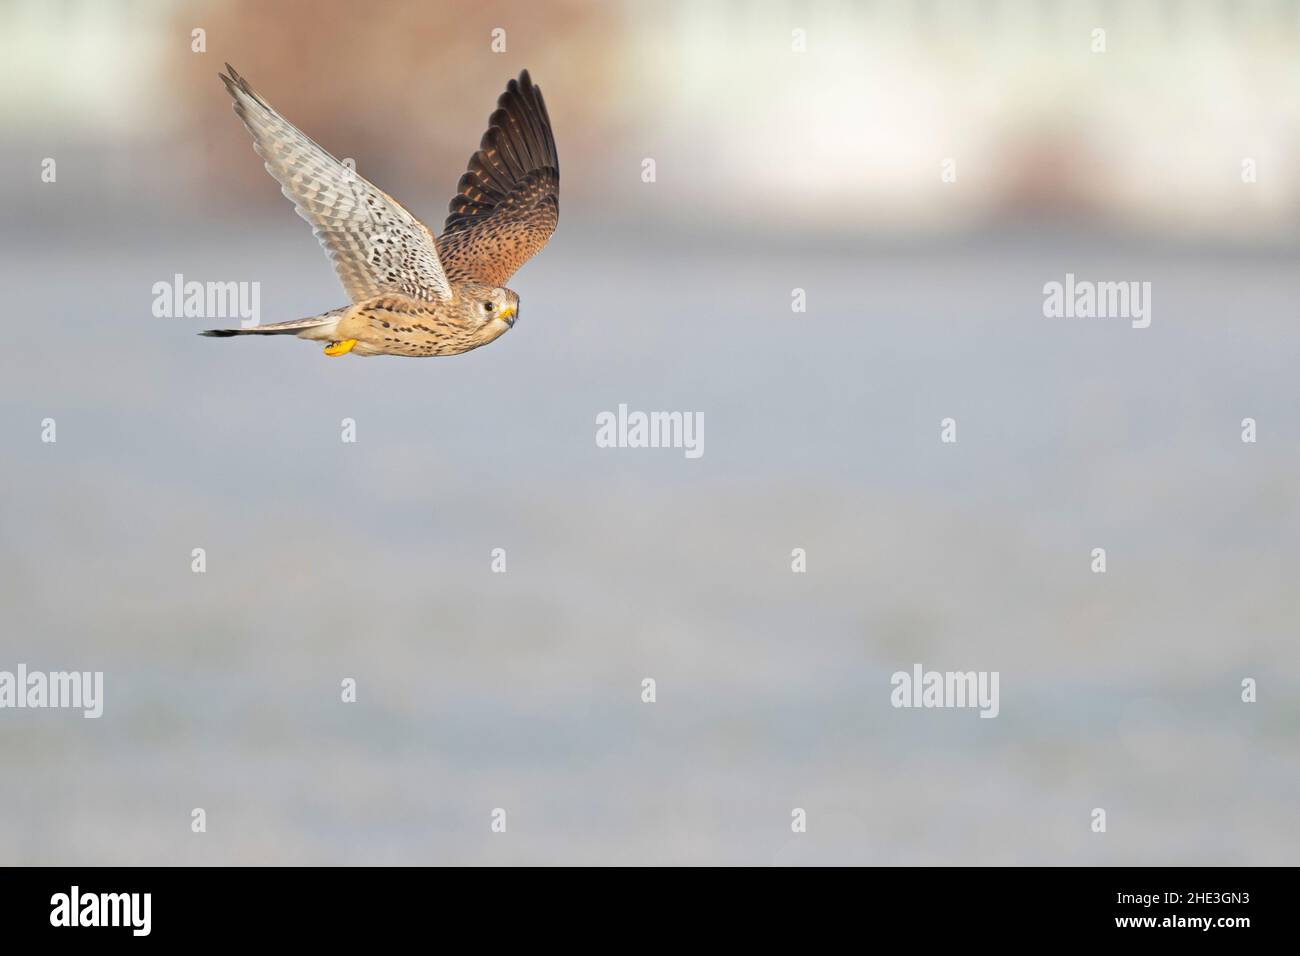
497;306;516;328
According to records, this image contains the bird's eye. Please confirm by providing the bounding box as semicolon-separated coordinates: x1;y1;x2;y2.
483;302;494;312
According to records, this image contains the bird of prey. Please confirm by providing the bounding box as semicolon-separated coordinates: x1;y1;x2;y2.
202;64;558;357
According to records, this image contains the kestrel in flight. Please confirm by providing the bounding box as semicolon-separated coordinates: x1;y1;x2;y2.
202;64;558;357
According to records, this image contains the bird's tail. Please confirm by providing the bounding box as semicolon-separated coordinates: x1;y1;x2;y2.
199;308;345;340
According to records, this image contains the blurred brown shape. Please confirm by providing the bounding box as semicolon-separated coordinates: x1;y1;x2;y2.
992;122;1107;222
170;0;618;218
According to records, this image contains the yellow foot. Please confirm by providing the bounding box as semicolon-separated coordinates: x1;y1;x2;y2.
323;339;357;356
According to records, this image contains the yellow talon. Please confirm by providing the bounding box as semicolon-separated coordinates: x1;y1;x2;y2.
324;338;357;356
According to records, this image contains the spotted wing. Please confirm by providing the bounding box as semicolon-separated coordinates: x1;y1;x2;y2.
220;64;452;304
438;70;559;287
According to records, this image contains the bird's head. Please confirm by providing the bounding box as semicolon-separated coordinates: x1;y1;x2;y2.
460;283;519;332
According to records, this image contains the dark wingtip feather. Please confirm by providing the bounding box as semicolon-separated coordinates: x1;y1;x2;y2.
218;66;244;108
219;63;269;111
442;69;558;235
199;329;238;337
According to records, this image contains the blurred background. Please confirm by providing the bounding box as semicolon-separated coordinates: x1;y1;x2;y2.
1;0;1297;865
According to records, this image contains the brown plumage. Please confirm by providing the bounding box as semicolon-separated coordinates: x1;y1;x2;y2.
201;64;558;358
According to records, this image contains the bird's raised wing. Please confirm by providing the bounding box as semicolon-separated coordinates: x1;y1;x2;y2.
220;64;452;304
437;70;559;287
